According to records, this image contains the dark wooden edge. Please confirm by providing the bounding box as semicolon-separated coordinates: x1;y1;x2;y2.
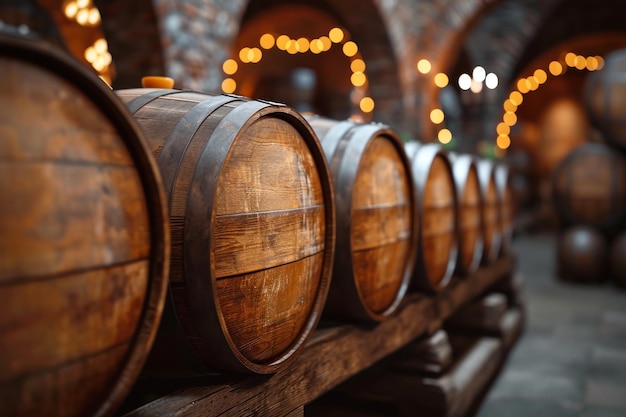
476;159;503;264
120;255;515;417
0;34;171;417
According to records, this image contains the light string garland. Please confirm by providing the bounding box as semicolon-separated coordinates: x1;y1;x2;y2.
221;27;375;114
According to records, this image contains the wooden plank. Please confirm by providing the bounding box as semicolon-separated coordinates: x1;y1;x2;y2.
120;256;515;417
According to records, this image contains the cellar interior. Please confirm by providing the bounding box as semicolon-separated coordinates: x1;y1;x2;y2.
1;0;626;416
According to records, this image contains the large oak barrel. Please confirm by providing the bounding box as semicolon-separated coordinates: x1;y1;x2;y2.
448;153;484;276
584;49;626;150
552;142;626;232
116;89;335;374
304;116;417;322
476;159;502;264
609;232;626;288
557;226;607;284
494;163;515;255
405;142;458;292
0;35;170;417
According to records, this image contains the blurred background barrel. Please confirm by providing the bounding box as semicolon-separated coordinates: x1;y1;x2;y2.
449;153;484;277
0;35;169;417
552;142;626;234
117;89;335;374
557;225;607;284
476;159;502;264
495;163;516;255
305;116;417;322
609;232;626;288
585;49;626;151
405;142;458;292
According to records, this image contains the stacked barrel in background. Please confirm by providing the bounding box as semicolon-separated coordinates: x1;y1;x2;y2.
553;49;626;287
0;34;520;417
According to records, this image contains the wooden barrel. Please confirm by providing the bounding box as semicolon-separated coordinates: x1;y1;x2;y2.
304;116;417;322
116;89;335;374
584;49;626;150
476;159;502;264
405;142;458;292
0;35;169;417
494;163;515;255
448;153;484;276
557;226;607;284
609;232;626;288
552;142;626;232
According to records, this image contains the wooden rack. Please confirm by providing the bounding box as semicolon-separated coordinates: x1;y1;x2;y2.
118;255;516;417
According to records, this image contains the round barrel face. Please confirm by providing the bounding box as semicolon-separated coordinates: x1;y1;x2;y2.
459;166;482;273
482;177;500;262
422;155;456;287
351;135;413;314
0;57;151;417
213;116;326;364
553;148;626;227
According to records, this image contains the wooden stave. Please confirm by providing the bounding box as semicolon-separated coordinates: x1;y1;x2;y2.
494;162;515;256
476;159;502;264
405;142;458;293
305;115;418;322
117;90;335;374
448;153;485;277
551;142;626;233
0;34;170;417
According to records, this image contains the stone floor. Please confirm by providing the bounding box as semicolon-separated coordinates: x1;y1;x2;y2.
477;232;626;417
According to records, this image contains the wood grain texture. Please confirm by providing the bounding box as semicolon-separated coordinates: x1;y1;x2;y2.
0;36;169;417
495;163;515;255
118;90;334;373
119;256;515;417
306;116;417;322
405;142;458;293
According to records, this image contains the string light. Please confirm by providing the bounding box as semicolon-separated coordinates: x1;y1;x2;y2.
63;0;100;26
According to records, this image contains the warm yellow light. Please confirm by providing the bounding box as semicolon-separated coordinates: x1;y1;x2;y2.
586;56;598;71
76;8;89;25
434;73;449;88
239;47;250;63
549;61;563;76
503;111;517;126
310;39;322;54
84;46;97;63
329;27;344;43
94;38;107;54
222;59;238;75
503;99;517;113
296;38;309;53
64;2;78;18
360;97;375;113
319;36;332;51
496;135;511;149
438;129;452;144
76;0;89;8
516;78;529;94
417;59;431;74
102;52;112;66
249;48;262;63
260;33;275;49
496;122;510;136
575;55;586;70
527;76;539;91
351;71;366;87
596;56;605;70
430;108;445;124
276;35;290;50
534;69;547;84
565;52;577;67
343;41;358;57
287;40;298;54
509;91;523;106
88;8;100;25
222;78;236;94
350;59;366;73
